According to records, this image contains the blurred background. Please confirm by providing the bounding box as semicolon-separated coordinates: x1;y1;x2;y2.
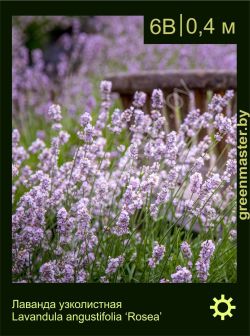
12;16;236;145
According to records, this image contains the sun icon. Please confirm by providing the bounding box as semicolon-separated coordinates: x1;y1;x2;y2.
210;294;236;320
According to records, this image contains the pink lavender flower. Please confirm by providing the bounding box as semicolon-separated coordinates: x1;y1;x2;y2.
160;278;169;283
199;174;221;202
117;145;125;153
200;240;215;261
28;139;45;154
83;124;94;143
195;240;215;282
62;264;75;282
214;114;233;135
171;266;192;283
21;226;44;248
128;143;138;160
39;261;57;283
152;89;164;110
51;123;62;132
48;104;62;122
208;90;234;114
180;241;192;259
190;172;203;194
12;249;29;275
113;210;130;236
223;159;237;182
80;112;92;127
148;242;166;269
105;255;124;275
12;164;19;177
100;80;112;101
100;276;109;283
76;270;88;283
193;157;204;172
109;108;124;133
133;91;146;108
229;229;237;242
57;207;68;234
12;129;20;146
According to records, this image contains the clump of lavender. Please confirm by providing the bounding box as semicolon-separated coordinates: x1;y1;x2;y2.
12;82;236;283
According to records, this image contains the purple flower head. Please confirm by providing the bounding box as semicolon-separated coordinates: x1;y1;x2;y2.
80;112;92;127
12;164;19;177
39;261;57;283
199;240;215;261
83;124;94;143
160;278;169;283
190;172;203;194
105;255;124;275
148;242;166;269
100;276;109;283
62;264;74;282
133;91;146;108
152;89;164;110
100;80;112;94
12;129;20;146
171;266;192;283
128;143;138;160
113;209;130;236
76;270;87;283
28;139;45;154
223;158;237;181
195;240;215;282
58;131;70;145
200;174;221;199
229;229;237;242
57;207;68;234
121;108;133;122
51;123;62;132
100;80;112;101
48;104;62;122
21;226;44;248
195;259;209;283
180;241;192;259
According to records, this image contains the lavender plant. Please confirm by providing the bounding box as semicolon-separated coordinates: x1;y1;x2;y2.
12;82;237;283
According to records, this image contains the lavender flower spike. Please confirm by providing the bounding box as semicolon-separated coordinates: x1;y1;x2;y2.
48;104;62;122
152;89;164;110
133;91;146;108
195;240;215;282
148;242;166;269
180;241;192;259
171;266;192;283
105;255;124;275
190;172;203;194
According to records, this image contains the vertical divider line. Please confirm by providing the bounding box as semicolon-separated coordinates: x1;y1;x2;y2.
180;13;183;37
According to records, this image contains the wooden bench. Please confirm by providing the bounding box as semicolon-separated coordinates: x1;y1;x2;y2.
106;70;237;131
106;70;237;167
